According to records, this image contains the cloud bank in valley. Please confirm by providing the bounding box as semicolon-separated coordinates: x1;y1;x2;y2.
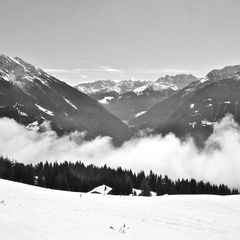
0;116;240;188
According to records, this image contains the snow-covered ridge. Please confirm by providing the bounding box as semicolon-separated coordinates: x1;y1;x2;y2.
75;74;199;96
0;54;52;86
133;82;178;95
200;76;209;83
76;80;151;94
76;79;178;96
207;65;240;82
156;74;199;88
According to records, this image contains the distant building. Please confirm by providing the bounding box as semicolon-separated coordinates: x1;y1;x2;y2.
131;188;157;196
150;191;157;197
132;188;142;196
88;184;112;195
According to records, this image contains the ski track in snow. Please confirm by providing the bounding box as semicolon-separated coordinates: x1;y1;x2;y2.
0;179;240;240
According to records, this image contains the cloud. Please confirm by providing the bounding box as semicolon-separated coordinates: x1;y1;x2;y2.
1;116;240;188
100;66;124;74
44;66;195;84
79;74;87;78
44;69;88;81
45;66;124;78
45;67;189;75
45;66;126;83
44;69;76;74
134;68;192;75
45;66;124;75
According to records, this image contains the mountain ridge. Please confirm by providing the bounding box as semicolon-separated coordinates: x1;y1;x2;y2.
0;54;133;144
130;65;240;145
75;74;199;95
75;74;199;122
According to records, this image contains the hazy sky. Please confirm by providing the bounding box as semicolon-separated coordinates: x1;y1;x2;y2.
1;0;239;85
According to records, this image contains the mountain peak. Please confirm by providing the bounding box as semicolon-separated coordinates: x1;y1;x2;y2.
0;54;22;70
206;65;240;82
14;56;44;75
75;79;152;94
156;74;199;89
0;54;43;74
0;54;51;85
75;74;199;95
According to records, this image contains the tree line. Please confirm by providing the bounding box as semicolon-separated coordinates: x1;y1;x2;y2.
0;156;238;195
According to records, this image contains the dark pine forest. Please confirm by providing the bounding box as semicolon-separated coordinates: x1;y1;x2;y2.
0;156;238;196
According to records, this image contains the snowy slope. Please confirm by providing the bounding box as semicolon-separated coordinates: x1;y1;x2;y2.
0;179;240;240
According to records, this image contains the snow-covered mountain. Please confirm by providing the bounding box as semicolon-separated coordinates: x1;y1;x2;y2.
206;65;240;82
75;74;199;122
0;55;133;144
94;88;175;123
131;65;240;146
76;74;199;95
156;74;199;89
76;79;152;94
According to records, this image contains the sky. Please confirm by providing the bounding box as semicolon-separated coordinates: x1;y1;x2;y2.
0;0;239;86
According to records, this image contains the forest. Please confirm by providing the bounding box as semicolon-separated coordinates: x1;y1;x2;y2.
0;156;238;196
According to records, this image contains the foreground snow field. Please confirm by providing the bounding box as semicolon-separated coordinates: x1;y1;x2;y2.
0;179;240;240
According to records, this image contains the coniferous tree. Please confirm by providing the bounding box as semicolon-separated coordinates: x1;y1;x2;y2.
140;179;151;196
0;156;238;196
